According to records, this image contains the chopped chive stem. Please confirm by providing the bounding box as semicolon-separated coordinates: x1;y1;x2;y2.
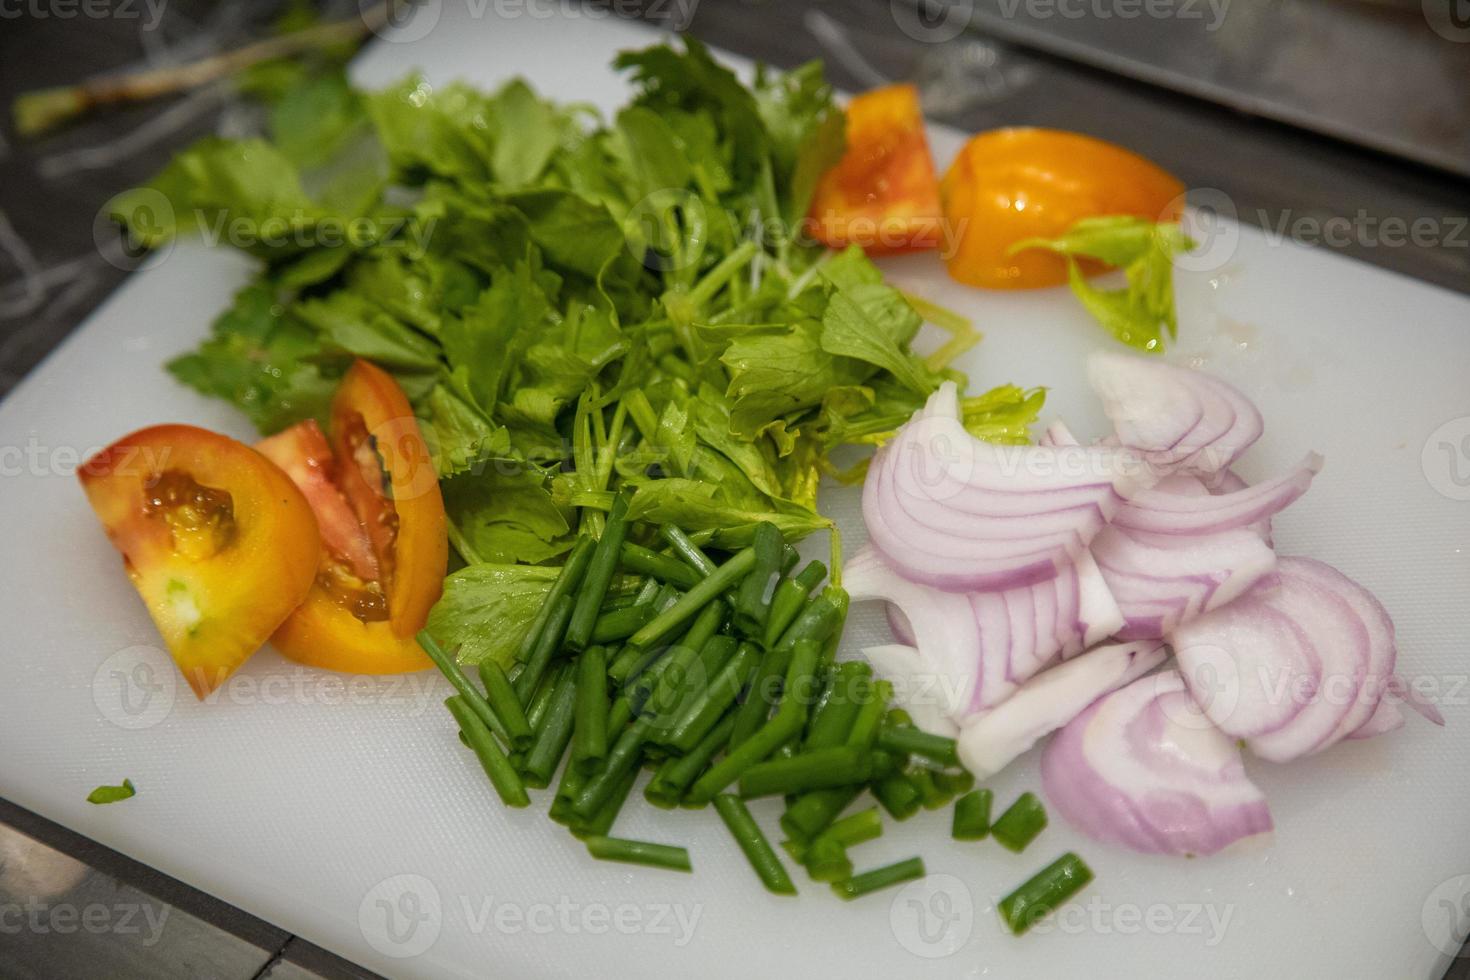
520;669;578;789
687;640;821;804
572;767;639;840
726;643;792;750
803;662;870;750
771;588;845;659
815;807;883;851
991;792;1049;853
663;642;761;752
876;726;961;769
645;714;736;808
572;646;610;772
998;853;1094;935
738;746;872;798
572;718;652;818
628;548;757;650
780;544;800;574
952;788;994;841
590;604;655;644
831;857;925;901
524;664;564;732
659;524;717;575
478;661;533;749
418;632;505;742
565;492;633;651
516;536;595;661
639;604;729;719
445;695;529;807
732;522;784;636
549;749;590;826
619;542;702;589
584;835;691;873
872;772;923;821
514;593;574;700
846;678;890;750
762;560;827;648
780;786;861;844
803;837;852;882
713;794;797;895
934;770;975;798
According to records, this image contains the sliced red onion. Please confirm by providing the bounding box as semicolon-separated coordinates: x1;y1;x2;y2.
957;640;1167;779
846;544;1123;718
1345;699;1404;740
1170;556;1411;762
1112;453;1323;536
1088;351;1264;476
863;382;1155;592
1092;523;1278;640
1041;670;1273;856
1209;468;1274;543
861;644;961;738
1387;674;1447;727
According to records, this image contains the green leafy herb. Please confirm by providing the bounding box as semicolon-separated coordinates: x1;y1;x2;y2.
1010;215;1194;352
87;779;136;805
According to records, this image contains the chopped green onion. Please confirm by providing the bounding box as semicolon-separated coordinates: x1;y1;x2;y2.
565;492;633;651
516;536;595;662
572;645;610;772
519;669;577;789
876;725;960;768
627;547;757;651
477;661;532;750
619;541;702;589
803;837;853;882
513;593;574;701
952;788;994;841
738;746;872;798
87;779;135;804
831;857;925;901
713;794;797;895
645;714;736;809
762;560;827;648
662;641;761;752
732;522;784;636
991;791;1048;853
659;524;718;575
446;695;529;807
584;835;692;873
571;767;638;840
418;632;505;743
998;853;1094;935
590;604;656;644
872;771;923;821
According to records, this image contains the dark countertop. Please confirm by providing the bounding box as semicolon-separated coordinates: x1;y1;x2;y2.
0;1;1466;977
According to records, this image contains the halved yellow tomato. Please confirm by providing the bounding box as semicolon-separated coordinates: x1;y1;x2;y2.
940;128;1186;289
807;83;944;255
261;360;446;674
79;425;320;697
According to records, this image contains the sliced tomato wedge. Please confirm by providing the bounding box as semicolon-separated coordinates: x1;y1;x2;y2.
263;360;447;674
79;425;319;697
807;83;944;255
940;127;1186;289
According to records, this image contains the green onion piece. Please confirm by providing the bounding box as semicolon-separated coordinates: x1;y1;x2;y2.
549;749;589;826
565;492;633;652
713;794;797;895
686;639;821;804
516;536;595;662
522;664;563;733
662;641;760;752
762;560;827;649
831;857;925;901
726;642;791;750
998;853;1094;935
520;669;577;789
732;522;784;636
647;630;737;728
991;791;1049;853
772;587;847;658
572;646;610;772
418;632;505;743
803;837;853;882
934;770;975;798
630;601;726;717
590;604;655;645
445;695;529;807
876;726;961;769
619;542;702;589
779;786;861;844
571;767;638;840
659;524;717;575
477;661;533;750
584;835;692;873
804;662;870;750
791;806;884;863
780;544;800;575
513;593;574;702
645;714;736;809
872;772;923;821
86;779;135;805
738;746;872;799
952;788;994;841
628;547;757;651
572;717;652;818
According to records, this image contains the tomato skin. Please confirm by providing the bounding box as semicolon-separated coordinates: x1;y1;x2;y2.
270;360;445;674
940;128;1185;289
807;83;943;255
257;420;379;582
78;425;319;698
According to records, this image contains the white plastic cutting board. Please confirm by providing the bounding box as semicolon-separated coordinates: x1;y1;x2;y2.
2;7;1468;979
